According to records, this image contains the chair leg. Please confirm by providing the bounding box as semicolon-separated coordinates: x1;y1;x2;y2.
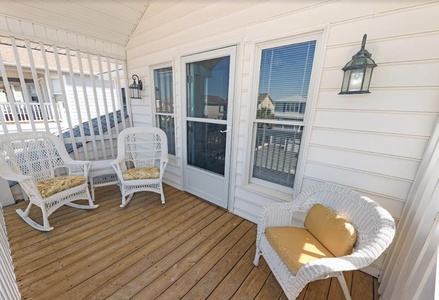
160;183;165;204
253;247;261;266
337;272;352;300
16;202;54;231
120;193;134;208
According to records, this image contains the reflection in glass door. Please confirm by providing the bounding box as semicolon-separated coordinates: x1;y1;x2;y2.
182;47;235;209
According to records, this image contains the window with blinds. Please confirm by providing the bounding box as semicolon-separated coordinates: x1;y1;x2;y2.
251;39;317;190
153;66;176;155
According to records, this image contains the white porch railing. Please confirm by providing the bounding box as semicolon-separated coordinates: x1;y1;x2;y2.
0;207;21;300
0;102;58;123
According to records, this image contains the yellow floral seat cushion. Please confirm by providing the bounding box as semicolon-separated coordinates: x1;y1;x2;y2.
122;167;160;180
37;175;86;198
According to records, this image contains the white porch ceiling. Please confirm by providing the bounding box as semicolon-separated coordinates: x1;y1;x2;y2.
0;0;151;46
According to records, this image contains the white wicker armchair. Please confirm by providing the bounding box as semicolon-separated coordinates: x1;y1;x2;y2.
253;182;395;300
0;131;98;231
111;127;168;207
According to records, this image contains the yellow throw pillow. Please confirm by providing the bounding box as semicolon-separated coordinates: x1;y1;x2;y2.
122;167;160;180
266;226;334;274
304;204;357;257
37;175;86;198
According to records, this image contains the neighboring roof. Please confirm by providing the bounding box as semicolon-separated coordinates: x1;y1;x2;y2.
206;95;227;106
275;95;307;103
63;108;128;154
258;93;274;105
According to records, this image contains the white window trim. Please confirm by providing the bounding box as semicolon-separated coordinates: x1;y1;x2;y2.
245;30;326;198
149;61;177;160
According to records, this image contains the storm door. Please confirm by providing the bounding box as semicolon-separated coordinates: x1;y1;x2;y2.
182;46;236;209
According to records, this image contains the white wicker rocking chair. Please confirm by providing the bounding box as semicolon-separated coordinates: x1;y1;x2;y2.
253;182;395;300
111;127;169;207
0;131;98;231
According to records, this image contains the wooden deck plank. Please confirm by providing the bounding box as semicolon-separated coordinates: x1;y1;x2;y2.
137;220;254;299
59;203;220;300
18;193;201;289
303;277;331;300
22;194;205;298
109;213;240;299
155;222;256;299
81;209;228;299
230;250;271;299
352;270;374;300
327;271;353;300
3;184;379;300
206;243;256;300
254;272;285;300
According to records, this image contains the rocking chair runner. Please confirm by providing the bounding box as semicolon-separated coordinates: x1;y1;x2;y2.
253;182;395;300
111;127;169;207
0;131;98;231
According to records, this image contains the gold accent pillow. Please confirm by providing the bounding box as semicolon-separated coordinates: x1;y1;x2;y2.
37;175;86;198
266;226;334;274
304;204;357;257
122;167;160;180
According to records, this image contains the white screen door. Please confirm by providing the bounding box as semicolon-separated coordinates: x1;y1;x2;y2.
182;46;236;209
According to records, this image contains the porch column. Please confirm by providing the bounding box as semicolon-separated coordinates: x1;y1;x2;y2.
379;116;439;299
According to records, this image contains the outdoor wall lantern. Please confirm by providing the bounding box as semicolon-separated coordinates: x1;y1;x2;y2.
129;74;143;99
339;34;377;94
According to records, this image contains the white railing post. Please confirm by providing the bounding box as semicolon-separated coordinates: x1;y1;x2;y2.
0;178;14;207
0;206;21;300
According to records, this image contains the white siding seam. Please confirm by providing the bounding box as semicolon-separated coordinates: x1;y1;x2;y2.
134;0;213;33
324;59;439;71
129;1;266;49
306;160;413;183
319;86;439;92
311;126;431;140
308;143;422;163
302;175;407;205
314;108;438;116
328;1;439;28
325;30;439;50
128;2;331;55
233;207;259;222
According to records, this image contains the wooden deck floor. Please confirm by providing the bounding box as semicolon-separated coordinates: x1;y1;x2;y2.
4;184;379;300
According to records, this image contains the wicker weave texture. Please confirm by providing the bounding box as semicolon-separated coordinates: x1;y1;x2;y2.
253;182;395;300
111;127;169;207
0;131;98;231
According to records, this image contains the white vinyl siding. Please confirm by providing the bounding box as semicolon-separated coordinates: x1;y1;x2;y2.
126;0;439;277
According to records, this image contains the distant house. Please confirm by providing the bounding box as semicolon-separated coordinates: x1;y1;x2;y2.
273;95;307;121
257;93;275;111
204;95;227;119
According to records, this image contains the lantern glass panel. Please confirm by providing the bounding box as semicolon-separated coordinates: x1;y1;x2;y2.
362;67;373;91
341;70;350;93
348;69;364;92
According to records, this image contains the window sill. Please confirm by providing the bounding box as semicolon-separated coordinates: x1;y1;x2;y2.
242;182;294;203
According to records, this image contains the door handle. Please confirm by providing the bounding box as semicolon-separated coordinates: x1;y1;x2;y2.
220;129;230;134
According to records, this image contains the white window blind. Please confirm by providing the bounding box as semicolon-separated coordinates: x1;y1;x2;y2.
252;40;316;189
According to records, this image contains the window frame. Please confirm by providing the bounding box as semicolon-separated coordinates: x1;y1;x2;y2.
247;32;323;196
150;62;177;158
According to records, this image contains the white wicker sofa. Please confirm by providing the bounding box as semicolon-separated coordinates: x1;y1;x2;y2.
253;182;395;300
0;131;98;231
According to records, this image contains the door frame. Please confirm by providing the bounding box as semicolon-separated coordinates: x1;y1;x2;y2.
180;45;237;209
